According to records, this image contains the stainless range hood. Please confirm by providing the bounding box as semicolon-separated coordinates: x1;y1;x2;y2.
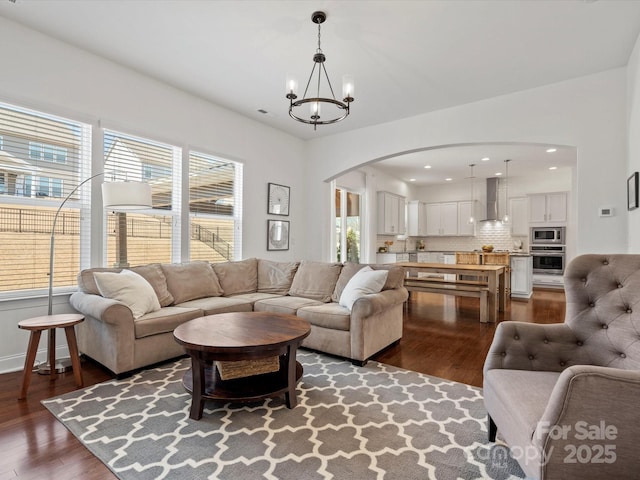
480;177;499;222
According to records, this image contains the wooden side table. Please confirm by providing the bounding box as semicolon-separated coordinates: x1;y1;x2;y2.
18;313;84;399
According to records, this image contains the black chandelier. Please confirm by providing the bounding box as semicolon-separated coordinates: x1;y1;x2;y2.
286;11;354;130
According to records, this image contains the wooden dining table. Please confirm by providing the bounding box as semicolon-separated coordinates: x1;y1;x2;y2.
397;262;507;322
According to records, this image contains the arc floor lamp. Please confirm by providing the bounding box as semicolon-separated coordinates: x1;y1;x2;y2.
42;174;152;373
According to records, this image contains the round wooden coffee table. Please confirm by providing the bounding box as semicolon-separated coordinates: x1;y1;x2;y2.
173;311;311;420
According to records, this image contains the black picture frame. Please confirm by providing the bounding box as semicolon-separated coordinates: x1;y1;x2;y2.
628;172;639;211
267;220;290;251
267;183;290;216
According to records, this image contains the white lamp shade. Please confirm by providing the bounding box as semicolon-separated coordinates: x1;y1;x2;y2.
102;181;153;210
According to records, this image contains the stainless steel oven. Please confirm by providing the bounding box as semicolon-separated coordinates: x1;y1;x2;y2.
531;245;565;275
531;226;565;245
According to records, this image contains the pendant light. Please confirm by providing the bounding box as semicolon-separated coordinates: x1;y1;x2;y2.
468;164;475;224
286;11;354;130
502;159;511;224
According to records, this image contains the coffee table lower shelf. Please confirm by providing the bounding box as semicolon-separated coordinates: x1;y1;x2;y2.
182;361;303;413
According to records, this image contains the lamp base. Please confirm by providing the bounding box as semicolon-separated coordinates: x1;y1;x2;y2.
37;357;73;374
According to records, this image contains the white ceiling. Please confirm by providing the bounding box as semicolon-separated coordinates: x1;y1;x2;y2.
1;0;639;183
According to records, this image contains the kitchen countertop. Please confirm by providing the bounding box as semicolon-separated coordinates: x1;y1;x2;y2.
378;250;531;256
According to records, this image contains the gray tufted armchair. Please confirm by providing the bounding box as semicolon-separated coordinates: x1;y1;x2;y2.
483;254;640;480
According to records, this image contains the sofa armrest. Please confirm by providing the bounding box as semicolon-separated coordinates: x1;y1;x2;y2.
351;287;409;318
483;321;591;374
533;365;640;479
70;291;134;325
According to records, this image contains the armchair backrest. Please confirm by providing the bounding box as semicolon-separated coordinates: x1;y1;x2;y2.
564;254;640;370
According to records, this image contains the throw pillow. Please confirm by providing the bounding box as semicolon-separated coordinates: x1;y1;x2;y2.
339;266;388;311
93;269;161;319
130;263;174;307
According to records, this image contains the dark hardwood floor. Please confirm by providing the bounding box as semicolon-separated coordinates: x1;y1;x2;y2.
0;289;565;479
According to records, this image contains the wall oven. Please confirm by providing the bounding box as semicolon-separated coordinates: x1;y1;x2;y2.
531;245;566;275
531;226;565;245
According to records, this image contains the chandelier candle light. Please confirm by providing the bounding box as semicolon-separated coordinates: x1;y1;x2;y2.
286;11;354;130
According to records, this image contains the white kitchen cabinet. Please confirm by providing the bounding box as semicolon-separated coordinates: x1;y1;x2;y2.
443;253;456;281
528;192;567;225
509;197;528;237
426;202;458;236
510;255;533;299
376;252;409;264
407;201;427;236
377;192;406;235
409;252;430;263
532;273;565;288
457;201;477;236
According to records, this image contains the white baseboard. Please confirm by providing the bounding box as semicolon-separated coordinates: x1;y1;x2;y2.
0;345;71;374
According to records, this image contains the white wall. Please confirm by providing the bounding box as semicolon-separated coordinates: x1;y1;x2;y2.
306;69;628;262
627;32;640;251
0;17;306;373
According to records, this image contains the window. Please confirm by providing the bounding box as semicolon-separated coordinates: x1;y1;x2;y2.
103;130;178;267
0;102;91;296
189;151;242;262
335;188;361;263
29;141;67;163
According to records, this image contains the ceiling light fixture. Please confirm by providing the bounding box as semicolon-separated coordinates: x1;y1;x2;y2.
286;11;354;130
502;159;511;224
424;165;432;169
481;157;490;161
546;148;557;153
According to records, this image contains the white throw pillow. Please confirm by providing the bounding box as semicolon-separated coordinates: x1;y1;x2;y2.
339;266;388;311
94;269;161;319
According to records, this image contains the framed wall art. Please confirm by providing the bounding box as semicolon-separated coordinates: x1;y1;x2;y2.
267;220;290;251
267;182;290;216
628;172;639;211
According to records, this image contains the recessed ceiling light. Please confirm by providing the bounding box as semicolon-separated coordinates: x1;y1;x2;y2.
445;178;452;182
409;178;416;182
424;165;432;169
549;166;558;170
546;148;557;153
481;157;490;161
495;172;502;176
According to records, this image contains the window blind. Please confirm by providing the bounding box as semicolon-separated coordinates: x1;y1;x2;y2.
0;102;91;296
189;151;242;262
103;129;178;268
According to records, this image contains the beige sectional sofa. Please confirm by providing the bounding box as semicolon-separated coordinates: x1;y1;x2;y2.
69;258;408;376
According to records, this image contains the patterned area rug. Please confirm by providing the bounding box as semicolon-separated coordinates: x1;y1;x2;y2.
43;351;525;480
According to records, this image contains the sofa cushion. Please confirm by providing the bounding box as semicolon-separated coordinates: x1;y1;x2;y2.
332;262;367;302
93;269;162;319
77;267;120;294
254;296;324;315
213;258;258;296
161;261;223;304
258;259;299;294
339;266;388;310
231;292;282;304
332;263;405;302
130;263;174;307
484;369;560;448
175;296;253;315
134;306;203;339
288;261;342;302
297;303;351;331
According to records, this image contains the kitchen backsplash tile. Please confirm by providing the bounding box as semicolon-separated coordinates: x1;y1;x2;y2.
377;221;527;253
